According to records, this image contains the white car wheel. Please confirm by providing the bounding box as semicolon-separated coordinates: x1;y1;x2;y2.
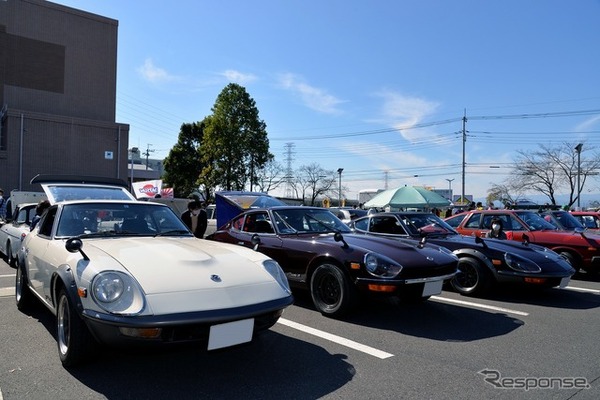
57;288;96;367
15;265;34;311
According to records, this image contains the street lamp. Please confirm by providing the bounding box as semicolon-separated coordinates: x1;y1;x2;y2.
575;143;583;209
129;147;139;191
337;168;344;207
445;178;455;201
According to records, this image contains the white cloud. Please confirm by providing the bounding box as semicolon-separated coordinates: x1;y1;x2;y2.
220;69;258;85
137;58;178;83
574;115;600;131
372;90;439;141
278;73;344;114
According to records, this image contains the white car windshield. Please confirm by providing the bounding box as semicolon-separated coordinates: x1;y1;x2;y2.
55;203;191;237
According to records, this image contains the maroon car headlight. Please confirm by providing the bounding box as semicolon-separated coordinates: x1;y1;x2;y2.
364;253;403;278
91;271;145;315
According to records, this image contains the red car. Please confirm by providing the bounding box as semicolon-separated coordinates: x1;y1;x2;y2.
445;209;600;274
571;211;600;230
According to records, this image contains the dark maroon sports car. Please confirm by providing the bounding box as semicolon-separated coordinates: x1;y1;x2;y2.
208;205;458;317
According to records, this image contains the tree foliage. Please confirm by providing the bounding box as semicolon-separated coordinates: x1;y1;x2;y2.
200;83;273;191
162;122;204;198
498;142;600;208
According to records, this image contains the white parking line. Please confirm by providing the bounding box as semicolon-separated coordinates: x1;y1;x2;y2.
565;285;600;294
0;287;13;297
277;318;394;359
0;274;14;278
430;296;530;316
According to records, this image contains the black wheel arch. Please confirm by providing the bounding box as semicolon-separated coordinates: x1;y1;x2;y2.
51;265;83;314
455;248;498;277
306;256;353;286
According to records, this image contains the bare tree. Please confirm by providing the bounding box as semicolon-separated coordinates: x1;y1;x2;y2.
508;142;600;207
254;160;286;193
486;183;527;208
291;163;336;205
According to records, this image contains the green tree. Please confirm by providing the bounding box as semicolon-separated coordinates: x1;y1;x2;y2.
201;83;273;191
162;122;204;198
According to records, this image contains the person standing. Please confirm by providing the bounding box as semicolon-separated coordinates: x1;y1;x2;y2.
181;200;208;238
30;199;51;231
0;189;7;220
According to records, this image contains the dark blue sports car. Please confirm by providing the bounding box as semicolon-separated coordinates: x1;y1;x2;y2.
350;212;575;296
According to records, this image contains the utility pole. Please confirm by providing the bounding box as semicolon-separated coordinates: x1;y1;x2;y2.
461;109;467;206
143;143;155;170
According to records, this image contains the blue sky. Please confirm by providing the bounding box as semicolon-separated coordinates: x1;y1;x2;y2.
54;0;600;203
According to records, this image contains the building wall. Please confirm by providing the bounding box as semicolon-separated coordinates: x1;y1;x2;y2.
0;0;129;193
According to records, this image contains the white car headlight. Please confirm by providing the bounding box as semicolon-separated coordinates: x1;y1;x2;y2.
364;253;403;278
91;271;145;314
263;260;292;294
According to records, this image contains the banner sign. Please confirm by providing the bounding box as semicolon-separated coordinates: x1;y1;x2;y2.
132;179;162;199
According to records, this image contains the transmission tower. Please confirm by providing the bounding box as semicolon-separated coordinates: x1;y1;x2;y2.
283;142;295;198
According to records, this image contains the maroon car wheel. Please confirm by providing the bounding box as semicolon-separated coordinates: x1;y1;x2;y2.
310;263;356;317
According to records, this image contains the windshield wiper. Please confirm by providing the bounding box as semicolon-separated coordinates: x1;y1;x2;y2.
77;230;119;239
154;229;192;237
304;213;339;233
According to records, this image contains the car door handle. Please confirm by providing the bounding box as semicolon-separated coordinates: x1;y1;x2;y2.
237;241;245;245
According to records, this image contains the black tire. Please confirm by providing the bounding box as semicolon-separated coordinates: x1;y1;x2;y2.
451;257;493;296
6;240;16;268
558;251;579;273
310;263;357;317
15;263;35;312
56;288;96;367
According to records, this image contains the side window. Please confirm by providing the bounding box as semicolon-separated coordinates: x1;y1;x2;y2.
464;214;482;229
38;207;57;237
231;215;244;231
353;218;368;231
507;215;525;231
16;208;28;224
242;212;273;233
370;216;401;234
445;214;465;228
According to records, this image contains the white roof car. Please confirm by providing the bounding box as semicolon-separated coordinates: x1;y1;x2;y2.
16;175;293;367
0;202;37;267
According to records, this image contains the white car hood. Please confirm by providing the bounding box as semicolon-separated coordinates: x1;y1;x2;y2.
85;237;288;314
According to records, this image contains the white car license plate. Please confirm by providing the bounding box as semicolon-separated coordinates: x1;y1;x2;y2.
559;277;570;289
207;318;254;351
422;280;443;297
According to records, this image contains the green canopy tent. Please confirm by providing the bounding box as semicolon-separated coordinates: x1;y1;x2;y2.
363;185;451;209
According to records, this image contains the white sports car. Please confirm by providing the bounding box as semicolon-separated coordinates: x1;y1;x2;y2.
16;175;293;367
